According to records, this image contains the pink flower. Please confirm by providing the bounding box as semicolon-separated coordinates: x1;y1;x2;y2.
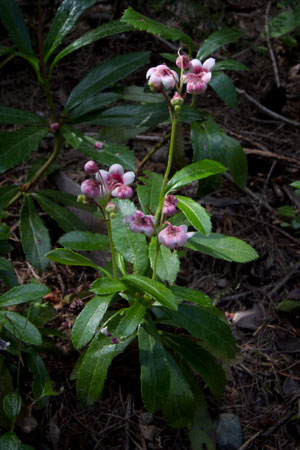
94;141;104;149
158;224;194;250
80;179;101;199
50;122;60;132
184;71;212;95
163;195;178;217
96;164;135;199
189;57;215;75
176;54;190;69
123;211;155;237
146;64;179;89
84;160;98;174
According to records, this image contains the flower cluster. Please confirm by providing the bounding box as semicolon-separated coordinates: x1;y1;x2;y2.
81;161;135;200
146;54;215;96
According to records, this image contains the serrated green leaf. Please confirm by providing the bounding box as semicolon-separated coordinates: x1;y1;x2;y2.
264;10;300;39
44;0;97;62
68;92;121;121
0;257;12;272
149;237;180;285
26;352;50;406
0;282;50;308
0;127;48;173
210;71;237;107
121;85;164;104
59;231;109;251
277;299;300;313
0;223;10;240
116;300;148;340
197;28;244;60
0;0;34;55
0;185;19;210
166;160;226;194
0;311;42;345
121;7;194;50
165;334;226;399
138;319;170;413
72;295;113;349
0;431;18;450
46;248;100;270
137;171;163;215
186;232;258;263
20;196;51;273
76;334;116;406
40;380;59;398
290;181;300;189
214;59;248;71
90;278;126;295
191;118;248;189
170;285;212;307
33;193;86;232
0;105;45;125
162;351;195;428
51;20;132;69
65;51;150;110
3;392;21;423
62;126;135;170
176;195;211;235
165;304;236;360
189;404;215;450
111;200;148;275
122;274;177;310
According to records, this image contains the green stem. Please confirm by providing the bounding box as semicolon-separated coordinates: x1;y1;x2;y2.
106;215;118;280
37;0;45;78
135;132;171;177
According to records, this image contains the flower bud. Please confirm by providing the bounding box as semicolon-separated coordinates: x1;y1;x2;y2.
94;141;104;149
77;194;88;204
50;122;60;132
105;202;118;214
176;54;190;69
84;160;98;174
80;179;101;199
170;92;184;108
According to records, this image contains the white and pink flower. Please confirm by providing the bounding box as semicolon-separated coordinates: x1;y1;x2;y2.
163;195;178;217
123;210;155;237
176;54;190;70
189;57;215;75
96;163;135;199
80;179;101;199
84;160;99;175
146;64;179;90
184;57;215;95
158;224;194;250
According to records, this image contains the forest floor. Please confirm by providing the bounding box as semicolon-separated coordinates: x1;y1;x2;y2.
1;0;300;449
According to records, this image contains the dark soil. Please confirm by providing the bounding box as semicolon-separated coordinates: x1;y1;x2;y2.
1;1;300;449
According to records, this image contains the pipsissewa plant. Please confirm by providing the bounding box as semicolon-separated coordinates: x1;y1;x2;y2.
47;52;258;445
0;1;248;283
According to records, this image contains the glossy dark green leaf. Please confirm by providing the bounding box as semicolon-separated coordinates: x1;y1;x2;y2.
76;334;116;406
0;45;12;56
0;270;18;289
277;299;300;313
0;257;12;272
197;28;244;60
90;278;126;295
122;274;177;310
191;118;248;188
0;0;33;55
65;51;150;110
0;127;48;173
170;286;212;308
165;334;226;399
121;7;194;50
40;380;59;398
121;85;164;104
186;232;258;263
0;105;45;125
0;186;19;210
62;126;135;170
165;304;236;360
137;171;163;215
0;223;10;240
176;195;211;235
51;20;132;68
214;59;248;71
3;392;21;423
210;72;237;107
43;0;97;61
72;295;113;349
0;311;42;345
33;193;86;232
111;200;148;275
115;300;148;340
162;351;195;428
59;231;109;251
0;282;50;308
166;160;226;194
0;241;13;254
20;196;51;273
149;237;180;285
26;352;50;406
138;320;170;412
0;431;18;450
68;92;121;121
189;404;215;450
37;188;96;213
46;248;100;270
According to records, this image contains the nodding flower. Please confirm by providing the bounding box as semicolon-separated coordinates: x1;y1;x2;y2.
80;179;101;199
123;210;155;237
96;163;135;199
162;195;178;217
158;224;194;250
183;57;215;95
146;64;179;90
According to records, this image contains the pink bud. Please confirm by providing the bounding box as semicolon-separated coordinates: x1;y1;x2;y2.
163;195;178;217
80;179;101;199
50;122;60;132
84;160;98;174
176;54;190;69
170;92;184;108
111;184;133;199
94;141;104;149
